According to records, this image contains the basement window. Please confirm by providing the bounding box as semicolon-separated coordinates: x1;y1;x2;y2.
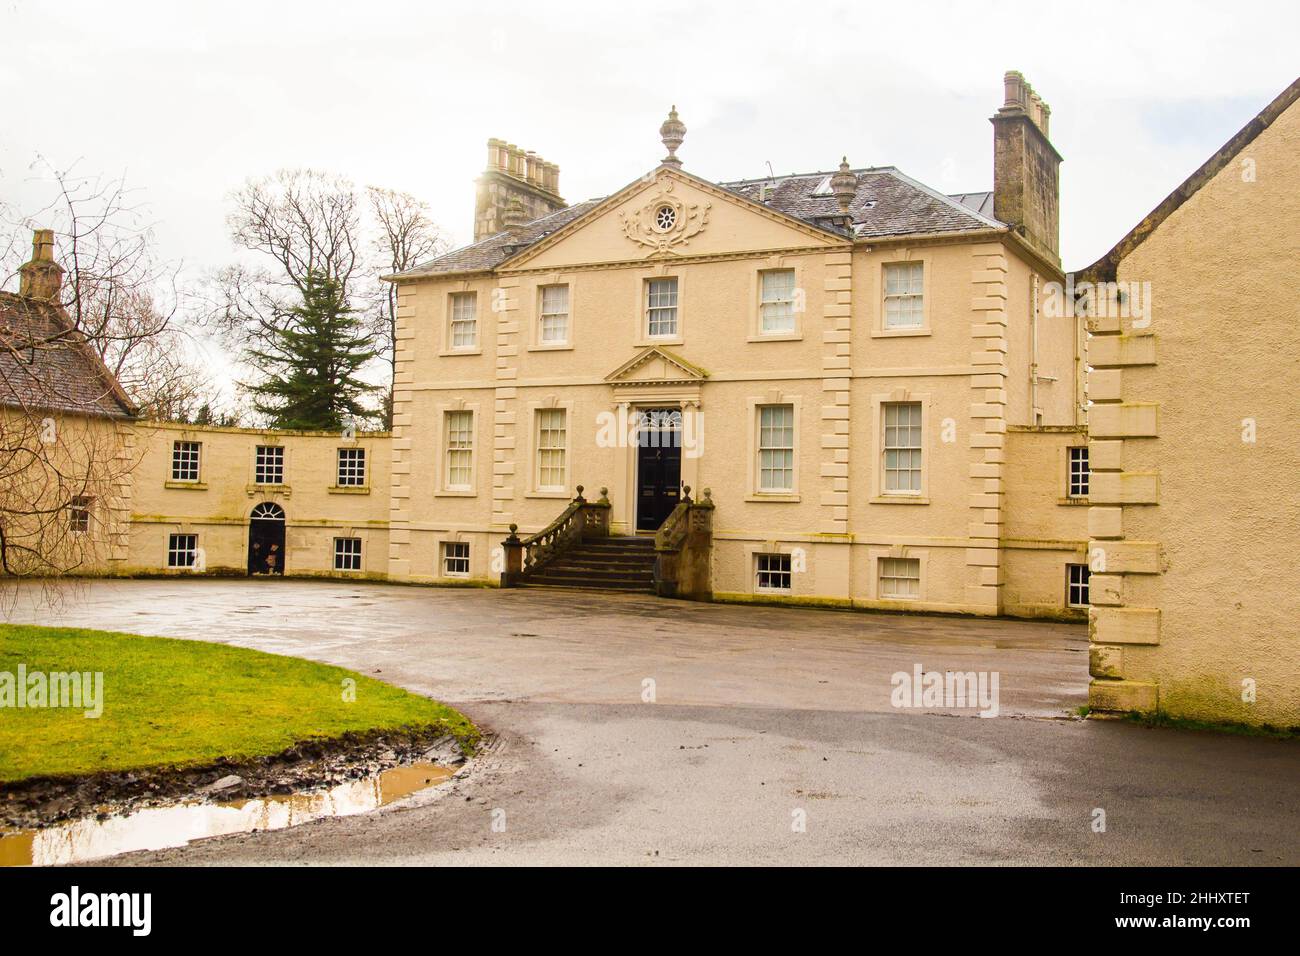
1067;564;1090;608
879;557;920;600
167;533;198;568
442;542;470;577
334;537;362;572
755;553;792;592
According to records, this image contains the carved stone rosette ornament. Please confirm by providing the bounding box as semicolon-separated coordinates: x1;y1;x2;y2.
619;181;711;255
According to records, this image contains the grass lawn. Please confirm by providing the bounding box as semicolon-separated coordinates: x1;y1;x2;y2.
0;624;477;784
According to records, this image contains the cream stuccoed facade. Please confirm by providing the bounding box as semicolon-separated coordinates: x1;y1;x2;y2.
1081;78;1300;726
124;422;392;580
382;77;1092;617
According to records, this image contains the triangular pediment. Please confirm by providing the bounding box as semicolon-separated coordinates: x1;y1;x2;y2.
503;167;847;272
605;346;708;386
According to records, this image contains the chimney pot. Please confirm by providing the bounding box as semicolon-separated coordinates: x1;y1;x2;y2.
474;140;567;241
1003;70;1025;109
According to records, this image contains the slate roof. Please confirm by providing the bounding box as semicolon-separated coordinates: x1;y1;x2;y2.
397;166;1003;278
0;291;136;419
721;167;1002;239
398;200;601;277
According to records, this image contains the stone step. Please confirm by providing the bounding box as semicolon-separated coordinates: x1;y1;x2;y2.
546;562;655;576
578;540;656;551
519;581;652;593
535;567;654;583
523;576;654;592
556;554;660;567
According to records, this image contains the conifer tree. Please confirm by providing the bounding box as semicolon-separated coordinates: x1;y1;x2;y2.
243;272;378;430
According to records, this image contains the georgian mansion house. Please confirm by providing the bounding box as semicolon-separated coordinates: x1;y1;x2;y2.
17;72;1296;725
382;73;1087;618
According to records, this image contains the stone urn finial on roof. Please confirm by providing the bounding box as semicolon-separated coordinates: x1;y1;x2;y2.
660;105;686;168
831;156;857;216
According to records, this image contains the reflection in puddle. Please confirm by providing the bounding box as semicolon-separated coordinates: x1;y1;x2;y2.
0;762;453;867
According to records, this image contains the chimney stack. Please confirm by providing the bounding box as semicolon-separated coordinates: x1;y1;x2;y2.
991;70;1062;264
473;138;567;242
18;228;64;301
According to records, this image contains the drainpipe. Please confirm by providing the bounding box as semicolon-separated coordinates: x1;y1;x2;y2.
1030;272;1039;425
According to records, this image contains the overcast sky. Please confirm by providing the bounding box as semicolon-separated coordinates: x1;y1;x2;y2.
2;0;1295;383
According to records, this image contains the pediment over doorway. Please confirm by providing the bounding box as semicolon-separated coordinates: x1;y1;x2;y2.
604;346;708;388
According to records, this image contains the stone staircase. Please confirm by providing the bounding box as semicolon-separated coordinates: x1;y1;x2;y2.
518;535;657;593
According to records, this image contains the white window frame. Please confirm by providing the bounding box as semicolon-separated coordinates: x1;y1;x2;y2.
254;445;284;485
336;447;366;487
171;440;201;482
879;557;921;600
883;261;924;331
333;536;362;572
1067;564;1090;608
758;269;797;335
442;541;470;577
882;402;923;495
449;291;478;351
68;496;92;534
535;408;568;493
538;284;570;346
167;533;197;568
1068;446;1089;498
645;277;679;339
444;410;475;491
757;404;795;493
755;553;792;592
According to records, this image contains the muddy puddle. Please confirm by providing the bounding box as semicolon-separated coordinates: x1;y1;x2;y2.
0;762;453;867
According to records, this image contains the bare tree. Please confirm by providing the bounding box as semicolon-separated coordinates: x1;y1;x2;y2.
210;169;363;352
3;161;207;421
210;171;446;428
0;161;190;593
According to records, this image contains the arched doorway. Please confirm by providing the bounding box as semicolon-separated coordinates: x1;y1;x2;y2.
248;502;286;576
